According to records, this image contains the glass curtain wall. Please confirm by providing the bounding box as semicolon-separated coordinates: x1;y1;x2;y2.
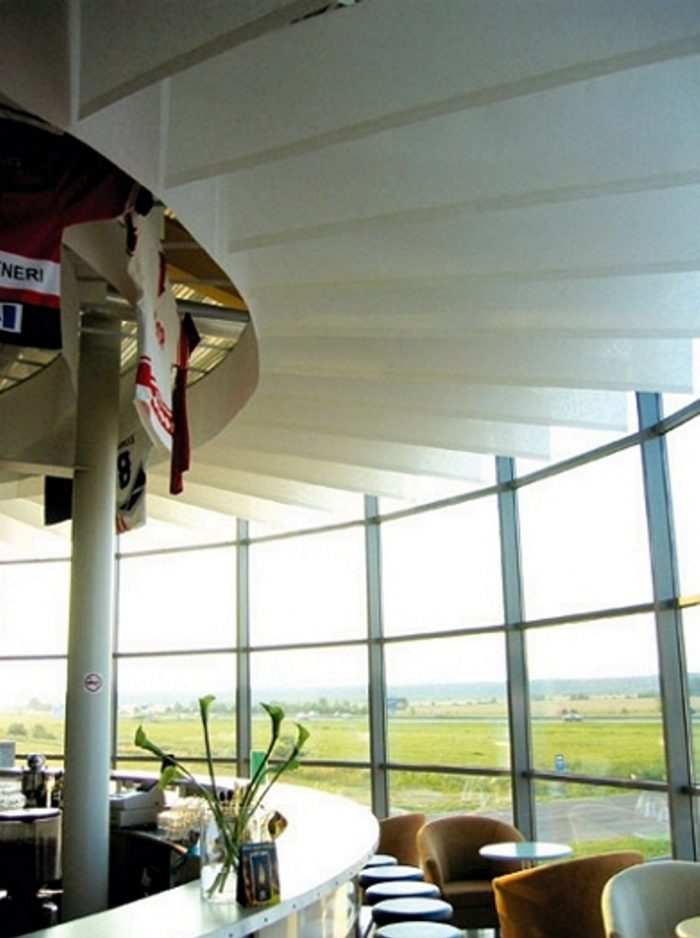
1;393;700;859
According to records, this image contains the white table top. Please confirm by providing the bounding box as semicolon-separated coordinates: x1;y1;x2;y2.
676;916;700;938
22;784;378;938
479;840;573;862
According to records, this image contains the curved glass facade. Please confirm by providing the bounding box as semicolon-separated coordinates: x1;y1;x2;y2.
3;391;700;860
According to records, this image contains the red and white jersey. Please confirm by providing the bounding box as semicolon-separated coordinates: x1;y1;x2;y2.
128;209;179;452
0;106;146;349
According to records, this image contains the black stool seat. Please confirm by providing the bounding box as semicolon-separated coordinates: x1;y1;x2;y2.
365;880;440;905
371;896;454;927
357;864;424;888
363;853;398;868
374;923;463;938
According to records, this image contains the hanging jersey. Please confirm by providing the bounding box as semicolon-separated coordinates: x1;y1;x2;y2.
0;105;148;349
128;209;179;452
116;423;152;533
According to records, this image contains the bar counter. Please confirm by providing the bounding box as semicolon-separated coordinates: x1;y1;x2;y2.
24;783;378;938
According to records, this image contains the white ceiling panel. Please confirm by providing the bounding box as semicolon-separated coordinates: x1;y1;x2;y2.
165;0;700;183
222;57;700;250
189;443;486;502
255;374;630;430
77;0;324;117
1;0;700;528
257;335;692;393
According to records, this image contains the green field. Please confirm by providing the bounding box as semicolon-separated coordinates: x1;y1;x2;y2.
0;701;684;860
0;700;674;781
0;702;675;784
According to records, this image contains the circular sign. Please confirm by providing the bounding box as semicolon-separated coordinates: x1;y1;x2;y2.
83;672;104;694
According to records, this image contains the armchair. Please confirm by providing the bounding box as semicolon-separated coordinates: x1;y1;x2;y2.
378;813;427;867
602;859;700;938
417;814;524;930
493;850;644;938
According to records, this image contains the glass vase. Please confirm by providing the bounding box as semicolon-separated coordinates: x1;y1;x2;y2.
199;809;241;903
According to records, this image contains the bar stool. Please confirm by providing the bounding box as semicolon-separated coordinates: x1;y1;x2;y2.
374;924;463;938
365;880;440;905
363;853;399;869
356;862;426;938
357;864;424;890
371;896;454;928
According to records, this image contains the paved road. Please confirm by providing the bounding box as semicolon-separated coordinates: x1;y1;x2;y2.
490;791;668;842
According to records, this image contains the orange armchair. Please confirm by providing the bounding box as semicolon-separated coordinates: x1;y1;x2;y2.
493;850;644;938
417;814;525;930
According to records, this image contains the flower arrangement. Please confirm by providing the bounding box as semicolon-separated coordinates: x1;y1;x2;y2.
134;696;309;901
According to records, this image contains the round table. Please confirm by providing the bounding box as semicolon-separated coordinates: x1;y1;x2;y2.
676;916;700;938
479;840;572;864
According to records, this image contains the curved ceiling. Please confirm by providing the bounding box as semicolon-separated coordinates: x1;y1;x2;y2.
1;0;699;546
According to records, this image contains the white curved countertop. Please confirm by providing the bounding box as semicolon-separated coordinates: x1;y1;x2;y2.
25;784;378;938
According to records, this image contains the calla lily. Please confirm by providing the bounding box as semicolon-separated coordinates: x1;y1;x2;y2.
133;699;309;901
261;703;284;741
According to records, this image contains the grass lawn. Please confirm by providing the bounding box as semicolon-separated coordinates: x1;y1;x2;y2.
1;703;670;786
0;701;678;858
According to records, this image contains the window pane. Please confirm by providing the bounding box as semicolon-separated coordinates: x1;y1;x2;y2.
665;414;700;597
381;498;503;636
527;615;663;780
247;492;365;539
385;634;509;769
519;448;653;619
117;548;236;652
116;653;237;760
663;393;697;417
378;455;497;514
249;528;367;645
534;780;670;860
284;766;371;807
117;510;236;552
516;409;635;475
250;646;369;762
0;660;66;759
0;561;69;655
388;770;512;818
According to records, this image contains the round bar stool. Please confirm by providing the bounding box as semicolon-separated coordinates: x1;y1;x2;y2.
365;880;440;905
371;896;454;928
362;853;398;868
374;924;463;938
357;864;424;890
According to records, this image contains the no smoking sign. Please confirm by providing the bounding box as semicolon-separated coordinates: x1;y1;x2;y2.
83;672;104;694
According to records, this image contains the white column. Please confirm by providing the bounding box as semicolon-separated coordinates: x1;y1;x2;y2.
62;311;120;920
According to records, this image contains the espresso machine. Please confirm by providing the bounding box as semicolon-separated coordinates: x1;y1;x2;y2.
21;753;54;808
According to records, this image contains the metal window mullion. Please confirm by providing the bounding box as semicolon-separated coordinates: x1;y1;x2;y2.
637;392;695;858
236;519;251;778
365;495;388;817
496;456;535;837
111;554;121;768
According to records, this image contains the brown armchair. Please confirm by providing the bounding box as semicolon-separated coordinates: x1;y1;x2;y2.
377;812;427;867
417;814;525;930
493;850;644;938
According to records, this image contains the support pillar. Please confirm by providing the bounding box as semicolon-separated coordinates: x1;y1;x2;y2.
62;312;121;920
